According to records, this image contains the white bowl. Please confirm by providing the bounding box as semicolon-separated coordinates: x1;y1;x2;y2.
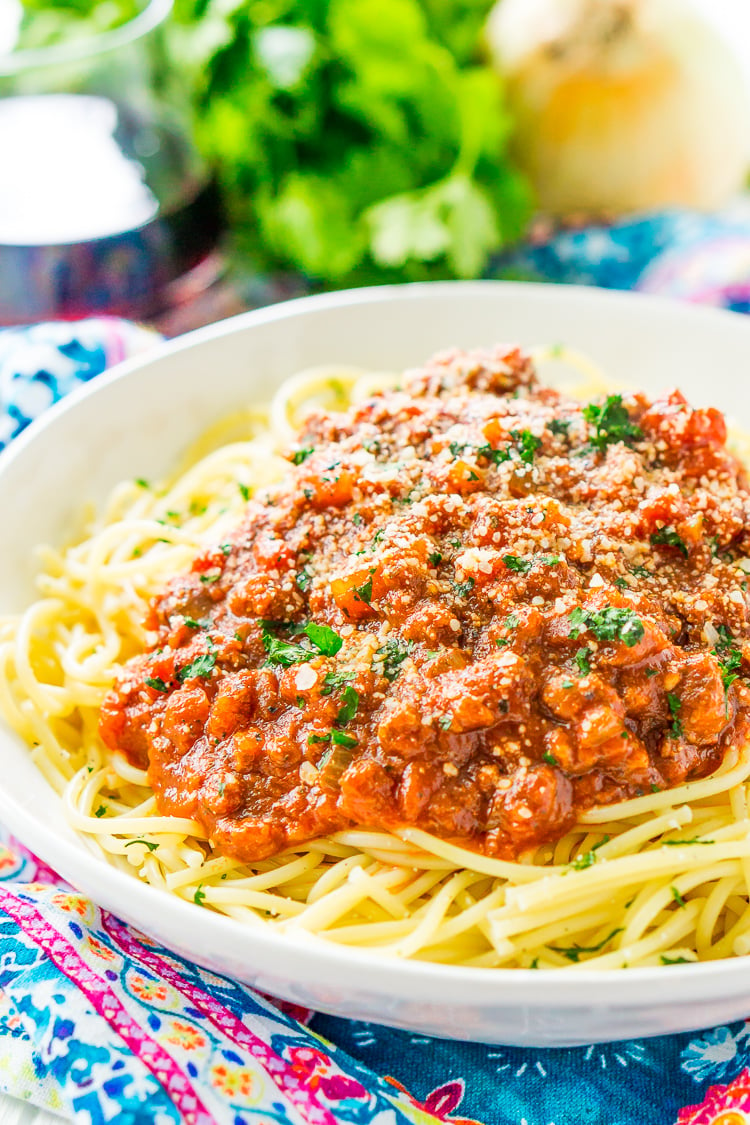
2;281;750;1048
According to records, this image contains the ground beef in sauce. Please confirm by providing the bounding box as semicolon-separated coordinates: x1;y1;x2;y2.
99;346;750;862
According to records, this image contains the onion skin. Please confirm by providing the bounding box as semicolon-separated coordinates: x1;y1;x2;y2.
486;0;750;216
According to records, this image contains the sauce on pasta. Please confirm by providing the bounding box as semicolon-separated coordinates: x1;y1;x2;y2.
99;346;750;864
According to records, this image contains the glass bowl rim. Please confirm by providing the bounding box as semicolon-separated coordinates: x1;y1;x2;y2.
0;0;173;77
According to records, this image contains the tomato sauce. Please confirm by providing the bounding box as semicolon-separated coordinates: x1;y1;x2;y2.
99;347;750;861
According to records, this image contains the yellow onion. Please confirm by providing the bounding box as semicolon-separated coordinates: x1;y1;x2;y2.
485;0;750;215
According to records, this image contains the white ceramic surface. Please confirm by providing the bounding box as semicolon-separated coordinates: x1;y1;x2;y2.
2;282;750;1048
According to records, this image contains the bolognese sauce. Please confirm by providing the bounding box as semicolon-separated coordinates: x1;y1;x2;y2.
99;347;750;862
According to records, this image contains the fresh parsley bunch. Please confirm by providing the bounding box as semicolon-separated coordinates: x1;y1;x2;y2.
173;0;531;284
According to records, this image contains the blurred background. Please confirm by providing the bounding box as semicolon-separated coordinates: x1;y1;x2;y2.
3;0;750;331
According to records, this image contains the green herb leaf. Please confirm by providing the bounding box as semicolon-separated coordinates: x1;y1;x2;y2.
568;606;645;648
238;483;250;502
548;418;571;437
375;637;413;682
503;554;532;574
177;645;217;682
335;685;359;726
332;730;357;748
352;574;374;605
712;624;742;692
291;446;314;465
303;622;343;656
124;838;159;853
663;838;715;846
549;928;622;963
511;429;542;464
670;886;686;908
569;835;610;871
583;395;643;454
476;443;511;465
650;527;689;559
194;885;206;906
296;567;312;593
145;676;170;693
574;647;592;676
322;670;355;695
667;692;683;738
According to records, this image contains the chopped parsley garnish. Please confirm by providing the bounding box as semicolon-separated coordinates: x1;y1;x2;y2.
303;622;343;656
199;573;220;584
574;647;592;676
177;643;217;682
670;886;686;908
645;668;658;678
542;751;558;766
238;483;251;501
296;567;312;593
548;418;571;437
503;554;532;574
135;478;149;489
582;394;643;454
291;446;314;465
570;835;610;871
667;692;683;738
630;565;651;579
145;676;170;693
183;618;204;630
614;577;628;590
261;620;343;666
322;670;355;694
511;428;542;464
352;573;374;605
94;805;108;818
376;637;413;682
438;715;453;730
308;733;331;745
332;730;357;748
352;512;363;526
194;885;206;906
476;443;511;465
124;838;159;853
712;624;742;692
650;527;689;559
219;543;231;556
549;928;622;962
568;606;645;648
663;837;715;846
660;955;692;965
539;555;560;566
428;551;443;567
453;576;475;598
335;685;359;726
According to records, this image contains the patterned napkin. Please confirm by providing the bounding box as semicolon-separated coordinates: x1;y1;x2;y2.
3;253;750;1125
